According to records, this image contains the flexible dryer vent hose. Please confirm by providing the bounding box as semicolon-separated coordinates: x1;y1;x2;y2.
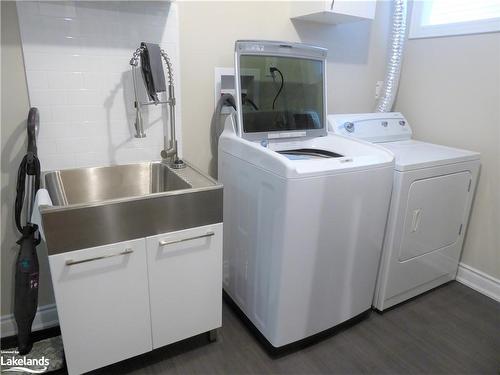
375;0;407;112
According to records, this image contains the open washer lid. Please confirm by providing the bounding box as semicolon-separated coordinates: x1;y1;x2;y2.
235;40;328;142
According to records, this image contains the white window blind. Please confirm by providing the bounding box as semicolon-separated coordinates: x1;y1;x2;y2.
409;0;500;39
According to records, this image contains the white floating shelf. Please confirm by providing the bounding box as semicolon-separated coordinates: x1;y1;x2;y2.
290;1;376;25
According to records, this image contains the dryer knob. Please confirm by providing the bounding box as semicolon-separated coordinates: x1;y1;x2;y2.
399;120;406;126
344;122;355;133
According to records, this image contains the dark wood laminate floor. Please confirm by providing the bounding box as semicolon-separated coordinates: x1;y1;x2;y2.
90;282;499;375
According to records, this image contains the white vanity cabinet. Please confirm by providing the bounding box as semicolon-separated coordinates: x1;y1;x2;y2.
48;238;152;375
290;0;376;24
48;224;223;375
147;223;223;349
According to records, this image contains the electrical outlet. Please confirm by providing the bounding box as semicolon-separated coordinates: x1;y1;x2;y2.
265;57;278;77
214;67;256;107
375;80;384;99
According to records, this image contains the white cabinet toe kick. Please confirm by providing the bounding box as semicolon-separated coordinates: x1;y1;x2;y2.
48;223;223;375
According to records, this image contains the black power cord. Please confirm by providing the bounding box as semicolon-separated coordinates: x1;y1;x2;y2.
221;93;236;110
270;67;284;110
241;93;259;111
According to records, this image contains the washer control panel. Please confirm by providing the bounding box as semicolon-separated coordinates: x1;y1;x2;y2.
327;112;412;143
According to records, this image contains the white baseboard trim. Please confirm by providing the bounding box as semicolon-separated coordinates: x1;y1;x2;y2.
456;262;500;302
1;304;59;339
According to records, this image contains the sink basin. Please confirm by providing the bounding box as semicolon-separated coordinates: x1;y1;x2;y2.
45;162;192;206
41;161;223;255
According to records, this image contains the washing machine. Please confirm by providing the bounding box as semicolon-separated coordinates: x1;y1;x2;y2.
328;112;480;311
218;40;395;349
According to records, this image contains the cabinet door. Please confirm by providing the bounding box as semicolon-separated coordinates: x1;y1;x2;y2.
146;224;222;349
48;238;152;375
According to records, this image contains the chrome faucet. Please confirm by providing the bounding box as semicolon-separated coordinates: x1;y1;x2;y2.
129;46;185;168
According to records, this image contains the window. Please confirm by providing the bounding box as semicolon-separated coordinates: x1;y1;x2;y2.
409;0;500;39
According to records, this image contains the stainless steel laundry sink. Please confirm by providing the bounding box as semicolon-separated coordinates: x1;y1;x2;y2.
45;162;192;205
40;161;223;255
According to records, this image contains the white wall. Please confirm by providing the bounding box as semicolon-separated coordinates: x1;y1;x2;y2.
178;1;391;176
16;1;182;171
395;32;500;279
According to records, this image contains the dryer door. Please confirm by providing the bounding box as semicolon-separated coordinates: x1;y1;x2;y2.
399;171;471;261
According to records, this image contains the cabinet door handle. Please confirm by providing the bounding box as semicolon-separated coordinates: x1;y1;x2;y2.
65;248;133;266
159;231;215;247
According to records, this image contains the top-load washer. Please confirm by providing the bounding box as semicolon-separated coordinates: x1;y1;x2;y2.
329;112;480;311
218;40;395;349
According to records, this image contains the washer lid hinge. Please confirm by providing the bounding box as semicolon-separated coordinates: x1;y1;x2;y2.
467;179;472;192
458;224;463;236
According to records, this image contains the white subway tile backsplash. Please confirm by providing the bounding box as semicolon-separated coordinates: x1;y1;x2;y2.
55;136;109;154
25;71;48;90
23;37;83;55
50;105;86;123
47;72;84;89
35;106;53;122
37;139;58;155
30;90;68;106
15;1;39;15
37;123;75;139
24;52;58;71
42;153;76;171
17;1;181;171
65;89;103;105
82;72;104;89
38;1;77;18
97;55;131;73
75;151;110;168
84;72;123;90
77;121;102;137
52;54;98;72
113;147;159;165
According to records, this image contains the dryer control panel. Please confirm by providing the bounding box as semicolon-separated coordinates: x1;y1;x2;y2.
328;112;412;143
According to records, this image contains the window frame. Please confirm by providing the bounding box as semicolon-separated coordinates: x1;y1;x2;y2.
409;1;500;39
